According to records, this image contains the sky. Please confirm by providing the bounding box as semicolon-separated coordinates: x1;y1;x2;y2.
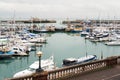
0;0;120;19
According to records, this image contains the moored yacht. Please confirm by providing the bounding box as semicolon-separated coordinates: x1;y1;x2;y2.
13;56;56;78
11;46;29;56
81;31;89;36
62;55;97;66
105;40;120;46
0;47;14;59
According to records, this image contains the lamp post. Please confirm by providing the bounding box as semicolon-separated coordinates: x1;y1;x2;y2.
36;51;43;72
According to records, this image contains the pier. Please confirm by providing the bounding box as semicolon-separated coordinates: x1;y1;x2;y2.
6;55;120;80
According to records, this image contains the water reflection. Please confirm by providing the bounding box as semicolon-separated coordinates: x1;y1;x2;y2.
66;32;80;36
0;58;15;65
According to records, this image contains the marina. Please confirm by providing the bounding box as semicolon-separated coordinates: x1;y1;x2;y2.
0;19;120;79
0;0;120;80
0;30;120;79
1;0;120;79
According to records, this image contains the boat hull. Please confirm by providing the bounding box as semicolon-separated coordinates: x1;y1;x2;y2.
0;51;14;59
63;55;97;66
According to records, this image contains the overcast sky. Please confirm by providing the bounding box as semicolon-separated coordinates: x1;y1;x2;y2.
0;0;120;19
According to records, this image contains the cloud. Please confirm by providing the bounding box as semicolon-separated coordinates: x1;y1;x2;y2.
0;0;120;19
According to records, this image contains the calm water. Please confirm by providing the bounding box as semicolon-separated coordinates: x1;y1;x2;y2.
0;32;120;80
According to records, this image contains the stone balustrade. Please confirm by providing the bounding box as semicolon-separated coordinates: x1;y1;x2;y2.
6;56;119;80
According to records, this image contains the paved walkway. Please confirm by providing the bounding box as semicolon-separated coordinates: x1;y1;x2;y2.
65;65;120;80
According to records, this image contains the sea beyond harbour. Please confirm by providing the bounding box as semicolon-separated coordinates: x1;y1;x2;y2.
0;21;120;80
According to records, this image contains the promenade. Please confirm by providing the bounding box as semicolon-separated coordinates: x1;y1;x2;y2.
65;65;120;80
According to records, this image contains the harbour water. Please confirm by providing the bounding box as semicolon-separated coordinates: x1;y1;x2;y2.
0;32;120;80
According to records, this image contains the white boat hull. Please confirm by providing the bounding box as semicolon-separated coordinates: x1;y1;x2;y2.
13;56;55;78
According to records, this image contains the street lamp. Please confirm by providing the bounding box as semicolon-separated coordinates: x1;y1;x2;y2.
36;51;43;72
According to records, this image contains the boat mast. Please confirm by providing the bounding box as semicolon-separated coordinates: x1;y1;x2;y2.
13;10;16;32
101;51;103;59
85;39;88;57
